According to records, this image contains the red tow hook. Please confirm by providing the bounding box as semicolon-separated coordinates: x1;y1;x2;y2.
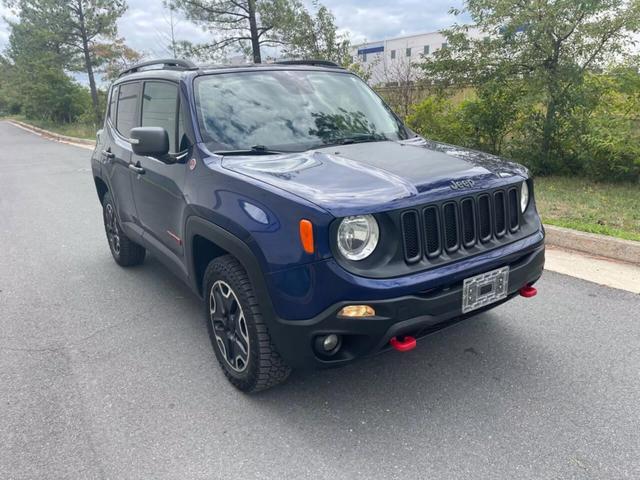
390;336;417;352
519;285;538;298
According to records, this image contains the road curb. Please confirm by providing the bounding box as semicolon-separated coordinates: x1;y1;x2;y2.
544;224;640;265
8;119;96;147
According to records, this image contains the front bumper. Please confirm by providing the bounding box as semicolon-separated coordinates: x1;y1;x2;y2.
269;240;545;369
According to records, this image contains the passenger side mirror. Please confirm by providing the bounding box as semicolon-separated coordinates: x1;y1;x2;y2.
129;127;170;158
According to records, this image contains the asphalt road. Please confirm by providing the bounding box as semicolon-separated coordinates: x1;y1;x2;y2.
1;120;639;480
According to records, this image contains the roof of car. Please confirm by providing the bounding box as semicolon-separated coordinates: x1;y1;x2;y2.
113;59;347;85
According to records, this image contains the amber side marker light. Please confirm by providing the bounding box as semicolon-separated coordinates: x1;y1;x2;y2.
338;305;376;318
299;219;315;254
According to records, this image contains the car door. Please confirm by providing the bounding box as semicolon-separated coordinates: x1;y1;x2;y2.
130;80;188;260
102;81;142;237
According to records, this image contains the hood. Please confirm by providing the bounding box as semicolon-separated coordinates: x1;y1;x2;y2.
220;137;529;217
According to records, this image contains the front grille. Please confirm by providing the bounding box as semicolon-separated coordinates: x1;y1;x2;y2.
400;210;421;263
478;194;492;242
442;203;459;252
494;191;506;237
400;187;521;264
460;198;476;247
508;188;519;232
423;206;441;257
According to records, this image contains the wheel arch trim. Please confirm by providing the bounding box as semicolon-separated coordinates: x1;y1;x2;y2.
184;216;277;316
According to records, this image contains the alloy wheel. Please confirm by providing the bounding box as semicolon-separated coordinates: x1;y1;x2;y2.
105;203;121;255
209;280;250;372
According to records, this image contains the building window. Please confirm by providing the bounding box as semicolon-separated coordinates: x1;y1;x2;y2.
441;43;448;49
390;50;396;59
361;53;367;62
406;47;411;57
423;45;430;55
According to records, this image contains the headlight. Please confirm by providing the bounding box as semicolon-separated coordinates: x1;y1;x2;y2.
520;181;529;213
337;215;379;261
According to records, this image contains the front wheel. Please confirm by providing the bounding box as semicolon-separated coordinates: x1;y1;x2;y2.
204;255;291;392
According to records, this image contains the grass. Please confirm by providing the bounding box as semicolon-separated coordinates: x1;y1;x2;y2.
534;176;640;242
8;115;97;140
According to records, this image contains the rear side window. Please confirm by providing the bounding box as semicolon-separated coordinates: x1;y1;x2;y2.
108;86;118;123
116;82;140;137
141;82;178;153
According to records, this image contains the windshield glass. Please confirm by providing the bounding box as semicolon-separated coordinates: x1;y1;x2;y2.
194;70;407;152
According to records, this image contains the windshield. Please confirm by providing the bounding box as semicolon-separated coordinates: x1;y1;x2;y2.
194;70;408;152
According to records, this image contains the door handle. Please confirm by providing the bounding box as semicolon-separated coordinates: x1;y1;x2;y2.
128;163;145;174
101;149;115;159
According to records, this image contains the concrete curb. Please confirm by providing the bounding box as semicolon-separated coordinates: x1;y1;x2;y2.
8;119;96;147
544;224;640;265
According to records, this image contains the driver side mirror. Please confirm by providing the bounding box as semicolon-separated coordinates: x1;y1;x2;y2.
129;127;170;158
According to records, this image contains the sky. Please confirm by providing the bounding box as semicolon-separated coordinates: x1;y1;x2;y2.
0;0;467;57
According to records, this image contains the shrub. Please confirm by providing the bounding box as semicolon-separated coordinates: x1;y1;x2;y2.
406;95;469;146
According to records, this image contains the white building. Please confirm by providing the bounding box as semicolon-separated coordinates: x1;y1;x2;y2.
352;28;482;85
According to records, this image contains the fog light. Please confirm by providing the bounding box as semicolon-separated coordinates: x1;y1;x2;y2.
314;334;342;356
338;305;376;318
322;334;340;351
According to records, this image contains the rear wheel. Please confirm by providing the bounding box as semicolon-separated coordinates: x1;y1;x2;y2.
102;192;145;267
204;255;291;392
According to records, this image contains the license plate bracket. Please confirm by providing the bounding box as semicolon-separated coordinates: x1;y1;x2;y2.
462;266;509;314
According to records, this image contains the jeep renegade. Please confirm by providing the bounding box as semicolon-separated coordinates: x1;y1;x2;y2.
91;59;545;392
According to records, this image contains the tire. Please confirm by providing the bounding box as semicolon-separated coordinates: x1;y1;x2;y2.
102;192;145;267
204;255;291;393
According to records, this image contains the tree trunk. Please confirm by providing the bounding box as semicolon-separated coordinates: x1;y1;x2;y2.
247;0;261;63
77;1;100;125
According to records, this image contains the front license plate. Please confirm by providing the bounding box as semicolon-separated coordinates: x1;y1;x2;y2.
462;266;509;314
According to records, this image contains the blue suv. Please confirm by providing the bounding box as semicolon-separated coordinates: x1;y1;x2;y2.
92;59;545;392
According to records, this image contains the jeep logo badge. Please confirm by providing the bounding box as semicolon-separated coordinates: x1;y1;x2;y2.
450;179;475;190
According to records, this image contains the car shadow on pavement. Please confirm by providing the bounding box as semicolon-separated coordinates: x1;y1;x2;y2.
136;254;546;431
248;307;547;434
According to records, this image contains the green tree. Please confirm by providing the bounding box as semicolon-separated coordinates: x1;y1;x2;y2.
4;18;88;123
421;0;640;173
167;0;347;64
166;0;290;63
278;1;351;64
0;55;21;115
5;0;128;124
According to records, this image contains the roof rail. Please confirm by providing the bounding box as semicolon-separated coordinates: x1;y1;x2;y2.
118;59;198;78
274;59;342;68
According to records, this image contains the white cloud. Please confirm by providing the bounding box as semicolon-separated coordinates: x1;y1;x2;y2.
0;5;17;49
0;0;467;56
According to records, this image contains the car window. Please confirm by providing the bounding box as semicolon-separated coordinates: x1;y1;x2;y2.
195;70;407;152
108;85;118;125
141;81;178;153
116;82;140;137
178;102;188;152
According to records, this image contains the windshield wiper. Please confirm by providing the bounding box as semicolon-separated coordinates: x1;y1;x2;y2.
213;145;286;156
325;133;387;146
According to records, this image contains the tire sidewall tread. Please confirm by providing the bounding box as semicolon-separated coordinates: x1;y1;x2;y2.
102;192;145;267
203;255;291;393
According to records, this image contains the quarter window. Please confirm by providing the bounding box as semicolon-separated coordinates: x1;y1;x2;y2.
141;82;179;153
116;82;140;137
108;86;118;124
